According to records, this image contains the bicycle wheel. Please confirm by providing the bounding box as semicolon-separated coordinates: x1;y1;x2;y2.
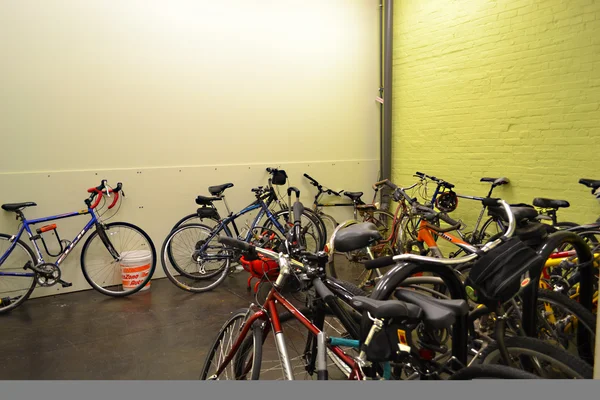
476;336;593;378
478;217;505;244
161;224;231;293
0;234;37;313
448;365;540;380
171;213;220;231
535;289;596;364
362;209;394;239
200;308;261;380
319;212;338;242
81;222;156;297
265;210;324;254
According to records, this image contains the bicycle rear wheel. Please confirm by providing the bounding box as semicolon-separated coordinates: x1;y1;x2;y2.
161;224;231;293
476;336;593;379
449;365;540;380
0;234;37;313
81;222;156;297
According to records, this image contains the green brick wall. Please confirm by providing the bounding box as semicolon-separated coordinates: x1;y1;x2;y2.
391;0;600;230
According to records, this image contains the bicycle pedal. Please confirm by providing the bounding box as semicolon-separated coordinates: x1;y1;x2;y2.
58;279;72;288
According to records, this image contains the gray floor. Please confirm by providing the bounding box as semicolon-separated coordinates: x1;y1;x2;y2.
0;273;253;380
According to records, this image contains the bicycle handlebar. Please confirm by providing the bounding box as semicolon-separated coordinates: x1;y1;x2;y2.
86;181;123;210
304;173;342;197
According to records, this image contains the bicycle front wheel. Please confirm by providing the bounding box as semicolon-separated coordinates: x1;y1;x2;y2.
0;234;37;313
81;222;156;297
200;308;260;380
161;224;231;293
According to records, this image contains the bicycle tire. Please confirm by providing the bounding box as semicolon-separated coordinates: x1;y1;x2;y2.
265;209;325;253
171;212;220;231
448;364;540;380
319;213;338;242
477;217;505;245
536;288;596;364
166;223;229;280
476;336;593;379
80;222;156;297
200;308;260;380
303;208;328;250
161;223;231;293
0;233;37;314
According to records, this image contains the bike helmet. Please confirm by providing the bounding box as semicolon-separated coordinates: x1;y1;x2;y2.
435;191;458;213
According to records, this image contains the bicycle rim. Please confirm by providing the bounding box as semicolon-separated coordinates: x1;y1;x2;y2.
161;224;231;293
81;222;156;296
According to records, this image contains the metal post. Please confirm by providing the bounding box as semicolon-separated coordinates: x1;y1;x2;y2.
380;0;393;211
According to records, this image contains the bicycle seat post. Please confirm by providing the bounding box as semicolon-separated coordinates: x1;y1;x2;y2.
221;195;232;216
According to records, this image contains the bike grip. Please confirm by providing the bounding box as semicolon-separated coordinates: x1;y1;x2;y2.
287;186;300;198
415;172;425;178
482;197;501;207
293;201;304;223
114;182;123;193
373;179;389;190
107;192;119;210
218;236;253;252
266;167;274;173
312;278;334;301
439;212;460;227
303;173;318;184
364;256;395;270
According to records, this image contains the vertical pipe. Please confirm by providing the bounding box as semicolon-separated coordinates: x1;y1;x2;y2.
380;0;393;210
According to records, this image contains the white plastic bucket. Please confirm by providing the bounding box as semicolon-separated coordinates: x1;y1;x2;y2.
120;250;152;292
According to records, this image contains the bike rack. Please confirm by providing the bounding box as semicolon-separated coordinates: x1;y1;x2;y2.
524;231;595;363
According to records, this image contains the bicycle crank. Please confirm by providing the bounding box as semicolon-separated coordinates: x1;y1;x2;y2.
33;263;62;287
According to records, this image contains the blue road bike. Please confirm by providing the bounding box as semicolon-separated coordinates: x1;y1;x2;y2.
0;180;156;313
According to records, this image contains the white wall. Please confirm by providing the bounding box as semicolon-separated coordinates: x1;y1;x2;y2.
0;1;381;297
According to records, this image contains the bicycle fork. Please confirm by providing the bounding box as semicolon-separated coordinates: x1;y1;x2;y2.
267;300;294;380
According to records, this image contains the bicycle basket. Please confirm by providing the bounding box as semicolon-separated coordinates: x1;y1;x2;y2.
465;237;544;306
271;169;288;185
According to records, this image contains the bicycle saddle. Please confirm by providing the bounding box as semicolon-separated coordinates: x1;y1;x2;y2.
344;191;364;202
1;202;37;212
208;183;234;196
394;289;469;329
351;296;423;320
480;177;510;186
333;223;381;253
196;195;221;205
532;198;570;209
579;178;600;190
487;205;538;222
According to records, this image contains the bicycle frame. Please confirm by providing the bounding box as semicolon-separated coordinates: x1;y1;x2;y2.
196;194;288;262
415;219;476;258
211;288;362;380
0;208;100;277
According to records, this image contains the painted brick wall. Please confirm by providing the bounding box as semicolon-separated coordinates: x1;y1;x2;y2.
391;0;600;232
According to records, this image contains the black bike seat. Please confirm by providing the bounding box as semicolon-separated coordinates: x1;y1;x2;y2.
1;202;37;212
480;177;510;186
333;223;381;253
208;183;234;196
394;289;468;329
351;296;423;320
488;205;538;222
343;191;364;201
196;195;221;205
579;178;600;190
532;198;570;209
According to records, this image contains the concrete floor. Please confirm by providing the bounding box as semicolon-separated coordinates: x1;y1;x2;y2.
0;273;253;380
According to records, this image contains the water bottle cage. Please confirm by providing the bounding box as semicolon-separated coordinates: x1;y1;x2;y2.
34;225;65;257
